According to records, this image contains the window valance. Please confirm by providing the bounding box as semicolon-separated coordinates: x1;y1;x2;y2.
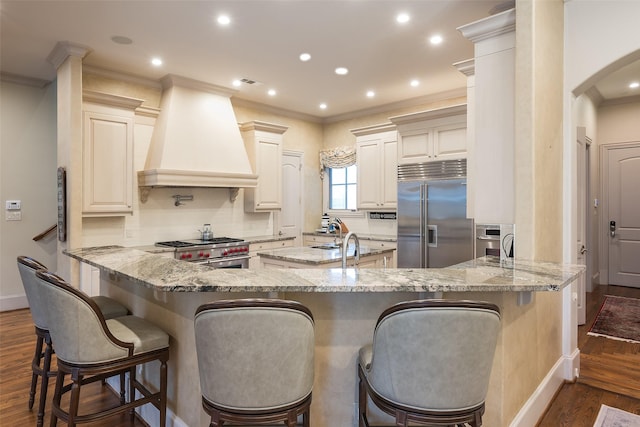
319;146;356;179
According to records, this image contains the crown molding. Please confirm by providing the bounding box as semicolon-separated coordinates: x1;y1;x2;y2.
46;41;91;70
453;58;475;77
457;8;515;43
0;71;51;88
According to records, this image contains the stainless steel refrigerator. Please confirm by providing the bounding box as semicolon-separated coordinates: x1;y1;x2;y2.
397;160;474;268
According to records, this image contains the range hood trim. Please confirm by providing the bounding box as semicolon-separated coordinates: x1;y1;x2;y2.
138;74;259;201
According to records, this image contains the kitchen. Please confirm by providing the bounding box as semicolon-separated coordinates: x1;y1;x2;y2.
2;1;640;426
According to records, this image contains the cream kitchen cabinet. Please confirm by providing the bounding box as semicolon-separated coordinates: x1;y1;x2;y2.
352;124;398;210
82;92;143;216
390;104;467;165
303;234;338;246
240;121;288;212
248;238;294;268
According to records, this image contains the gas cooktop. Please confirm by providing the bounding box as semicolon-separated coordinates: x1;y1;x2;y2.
156;238;244;248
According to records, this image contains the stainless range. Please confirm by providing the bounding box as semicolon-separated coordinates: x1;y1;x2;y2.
156;238;250;269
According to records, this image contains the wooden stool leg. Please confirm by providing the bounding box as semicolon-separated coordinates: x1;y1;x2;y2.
29;334;44;410
68;371;82;427
36;338;53;427
129;366;136;420
159;359;168;427
50;370;65;427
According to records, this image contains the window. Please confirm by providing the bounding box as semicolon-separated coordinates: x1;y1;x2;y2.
328;165;357;210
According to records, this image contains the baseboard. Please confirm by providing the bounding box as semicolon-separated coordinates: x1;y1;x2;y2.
509;348;580;427
0;294;28;312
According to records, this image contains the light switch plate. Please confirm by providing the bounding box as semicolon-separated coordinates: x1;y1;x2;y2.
5;200;21;210
6;211;22;221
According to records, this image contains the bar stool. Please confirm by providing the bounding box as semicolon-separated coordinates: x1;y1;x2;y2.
17;256;129;427
194;299;315;426
34;270;169;427
358;299;501;427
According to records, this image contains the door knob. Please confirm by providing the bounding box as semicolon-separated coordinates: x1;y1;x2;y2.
580;245;587;255
609;220;616;238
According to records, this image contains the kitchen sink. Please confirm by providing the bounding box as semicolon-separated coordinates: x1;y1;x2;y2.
310;244;341;250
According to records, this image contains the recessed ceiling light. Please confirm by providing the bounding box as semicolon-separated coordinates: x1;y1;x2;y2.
319;103;327;110
396;13;410;24
268;89;277;96
410;79;420;87
299;53;311;62
217;14;231;25
429;34;443;45
232;80;242;87
366;90;375;98
151;58;163;66
630;81;640;89
111;35;133;45
335;67;349;75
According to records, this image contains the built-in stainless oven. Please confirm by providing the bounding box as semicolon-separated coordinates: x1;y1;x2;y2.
475;224;501;258
196;255;249;269
156;238;250;269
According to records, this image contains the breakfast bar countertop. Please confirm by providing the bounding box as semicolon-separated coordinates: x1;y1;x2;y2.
64;246;584;293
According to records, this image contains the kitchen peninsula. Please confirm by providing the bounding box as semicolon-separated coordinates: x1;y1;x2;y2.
65;246;583;427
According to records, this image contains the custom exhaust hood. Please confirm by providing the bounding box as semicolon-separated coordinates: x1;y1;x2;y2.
138;74;257;202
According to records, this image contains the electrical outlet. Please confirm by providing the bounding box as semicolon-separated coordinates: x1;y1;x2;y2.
5;211;21;221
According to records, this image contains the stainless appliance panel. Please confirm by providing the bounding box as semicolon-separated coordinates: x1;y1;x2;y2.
397;181;423;268
426;179;474;268
397;172;473;268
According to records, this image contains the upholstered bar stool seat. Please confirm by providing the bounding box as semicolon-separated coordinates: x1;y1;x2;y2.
358;299;501;427
16;256;129;427
34;270;169;427
194;299;315;426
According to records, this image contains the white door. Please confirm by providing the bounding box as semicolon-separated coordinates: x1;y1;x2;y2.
576;129;590;325
278;151;303;244
606;143;640;287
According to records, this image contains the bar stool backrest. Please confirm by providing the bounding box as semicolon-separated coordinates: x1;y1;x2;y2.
194;299;315;411
34;270;132;365
17;256;49;330
368;299;501;411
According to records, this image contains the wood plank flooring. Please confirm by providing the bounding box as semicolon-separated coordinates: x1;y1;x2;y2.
1;284;639;426
0;309;146;427
537;284;640;426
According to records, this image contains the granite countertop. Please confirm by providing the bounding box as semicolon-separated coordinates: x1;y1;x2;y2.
303;231;396;242
64;246;584;293
244;235;296;244
257;244;394;265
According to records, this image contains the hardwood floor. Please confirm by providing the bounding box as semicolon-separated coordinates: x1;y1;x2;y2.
1;285;639;426
537;284;640;426
0;309;146;427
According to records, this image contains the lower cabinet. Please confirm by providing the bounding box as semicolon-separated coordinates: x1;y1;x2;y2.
248;239;294;268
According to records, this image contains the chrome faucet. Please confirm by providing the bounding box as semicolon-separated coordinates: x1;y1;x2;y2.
342;232;360;269
329;218;343;245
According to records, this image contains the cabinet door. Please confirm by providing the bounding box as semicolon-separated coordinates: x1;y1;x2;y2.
398;130;431;164
357;139;382;209
82;111;133;215
381;138;398;208
433;123;467;160
254;137;282;209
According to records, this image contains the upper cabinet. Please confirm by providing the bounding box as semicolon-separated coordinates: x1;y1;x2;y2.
240;121;288;212
352;124;398;210
82;92;143;216
390;104;467;165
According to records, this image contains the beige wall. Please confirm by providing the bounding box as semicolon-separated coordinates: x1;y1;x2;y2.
0;80;58;309
510;0;565;423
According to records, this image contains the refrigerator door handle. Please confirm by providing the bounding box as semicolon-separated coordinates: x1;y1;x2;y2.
427;225;437;247
421;184;428;267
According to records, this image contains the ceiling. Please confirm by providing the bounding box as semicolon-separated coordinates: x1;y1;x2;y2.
1;1;638;120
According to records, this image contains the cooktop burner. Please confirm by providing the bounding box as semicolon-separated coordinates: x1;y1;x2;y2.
156;238;244;248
